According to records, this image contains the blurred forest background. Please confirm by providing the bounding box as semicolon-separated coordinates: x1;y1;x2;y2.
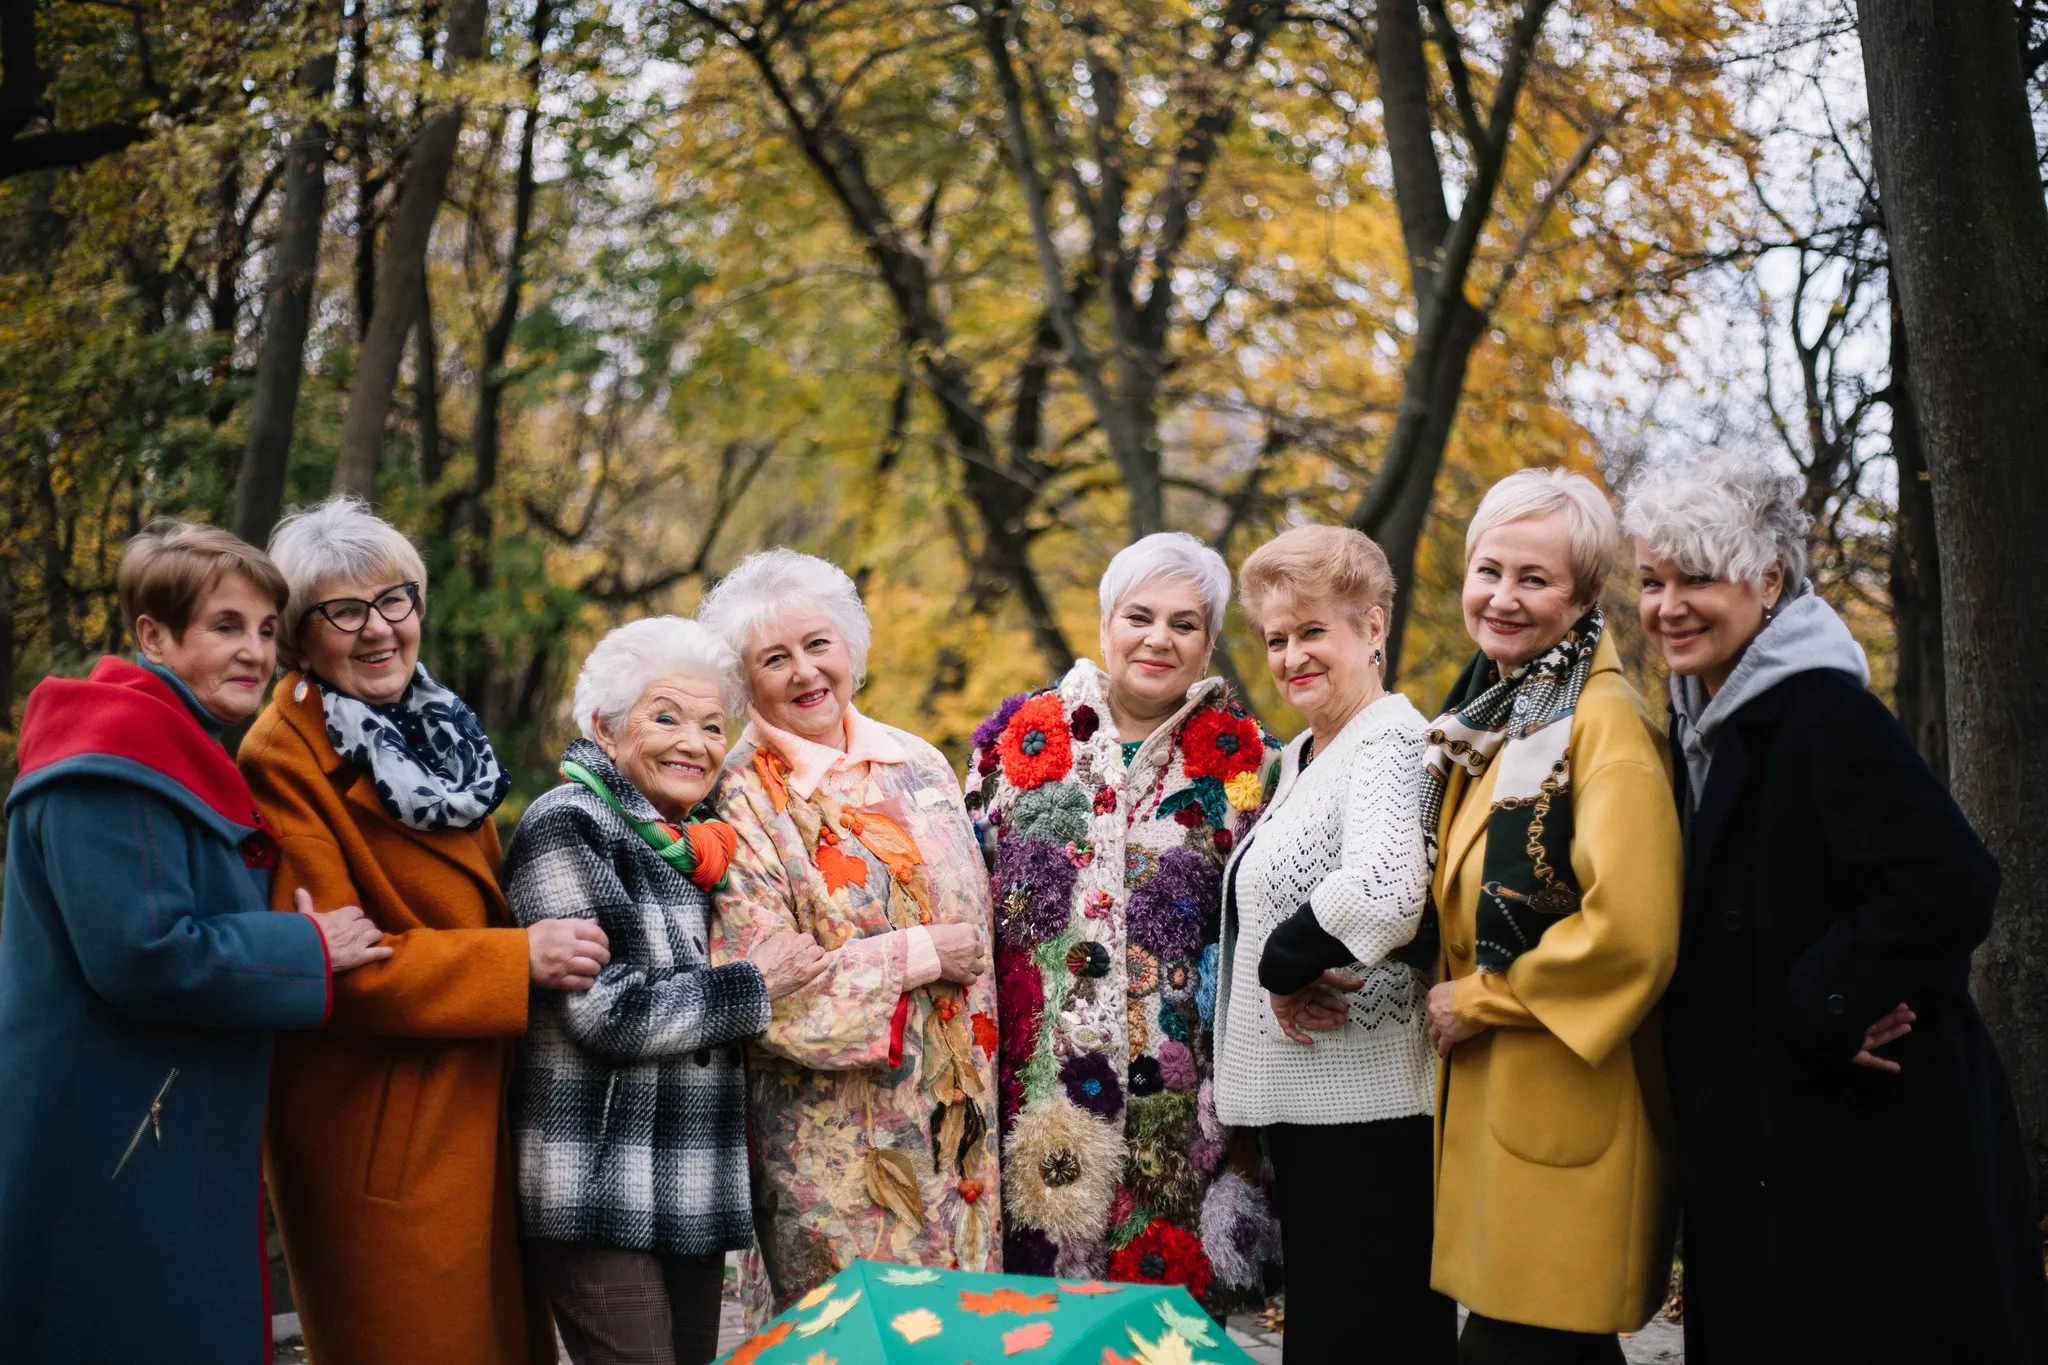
5;0;1992;788
5;0;2048;1226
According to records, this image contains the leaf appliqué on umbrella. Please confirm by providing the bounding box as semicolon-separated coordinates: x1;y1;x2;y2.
795;1288;863;1338
1002;1319;1056;1353
728;1321;793;1365
880;1267;942;1286
1154;1301;1217;1346
959;1286;1059;1315
890;1307;945;1343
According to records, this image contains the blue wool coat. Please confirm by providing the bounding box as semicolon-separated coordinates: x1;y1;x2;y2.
0;659;332;1364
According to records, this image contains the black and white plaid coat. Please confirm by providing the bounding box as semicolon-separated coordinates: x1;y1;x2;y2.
505;738;771;1256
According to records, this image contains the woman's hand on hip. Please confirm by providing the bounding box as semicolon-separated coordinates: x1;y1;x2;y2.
928;922;988;984
294;889;393;973
1268;972;1358;1045
751;930;829;1000
1425;979;1485;1057
1851;1001;1914;1074
529;918;610;991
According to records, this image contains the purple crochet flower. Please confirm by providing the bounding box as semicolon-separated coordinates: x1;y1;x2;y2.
973;692;1033;755
1059;1052;1124;1120
1157;1040;1197;1090
1126;847;1220;960
995;837;1079;947
1004;1225;1058;1276
1188;1136;1224;1177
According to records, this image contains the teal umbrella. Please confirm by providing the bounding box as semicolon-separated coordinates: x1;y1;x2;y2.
715;1259;1258;1364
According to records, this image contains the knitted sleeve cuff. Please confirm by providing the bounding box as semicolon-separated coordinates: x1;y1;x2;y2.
1258;905;1354;994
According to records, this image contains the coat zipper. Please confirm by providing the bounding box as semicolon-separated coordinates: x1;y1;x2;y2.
111;1066;180;1179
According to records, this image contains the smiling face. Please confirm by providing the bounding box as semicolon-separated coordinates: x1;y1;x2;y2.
596;671;729;823
1256;593;1385;735
136;572;281;722
299;574;423;705
1461;514;1588;670
746;612;856;748
1100;576;1213;733
1636;544;1784;695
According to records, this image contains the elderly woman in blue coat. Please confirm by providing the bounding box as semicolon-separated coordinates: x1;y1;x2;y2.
0;522;389;1361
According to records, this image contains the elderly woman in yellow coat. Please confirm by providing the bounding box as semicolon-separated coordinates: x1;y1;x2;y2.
1416;469;1683;1365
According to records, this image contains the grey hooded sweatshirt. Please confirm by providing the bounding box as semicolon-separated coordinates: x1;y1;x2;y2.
1669;579;1869;806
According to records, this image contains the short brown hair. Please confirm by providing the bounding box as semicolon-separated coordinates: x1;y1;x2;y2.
1237;524;1396;632
118;520;290;640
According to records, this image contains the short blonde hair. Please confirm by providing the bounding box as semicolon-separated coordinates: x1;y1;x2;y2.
1237;524;1395;632
1465;468;1618;605
118;520;289;640
268;495;429;668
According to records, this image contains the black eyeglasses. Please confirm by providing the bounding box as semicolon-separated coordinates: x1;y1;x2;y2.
306;581;421;634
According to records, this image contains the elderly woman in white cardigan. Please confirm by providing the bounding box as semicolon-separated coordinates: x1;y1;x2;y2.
1215;524;1452;1364
506;617;826;1365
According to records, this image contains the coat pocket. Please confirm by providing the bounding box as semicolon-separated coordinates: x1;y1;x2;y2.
365;1056;424;1200
1484;1028;1626;1168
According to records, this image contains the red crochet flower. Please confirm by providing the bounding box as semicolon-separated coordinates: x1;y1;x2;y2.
1180;707;1262;782
1109;1219;1214;1303
998;694;1074;790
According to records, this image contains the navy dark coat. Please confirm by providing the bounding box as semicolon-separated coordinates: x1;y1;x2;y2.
0;658;331;1364
1664;667;2048;1364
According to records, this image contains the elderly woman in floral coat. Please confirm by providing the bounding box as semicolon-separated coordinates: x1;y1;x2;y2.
965;533;1281;1313
701;550;999;1318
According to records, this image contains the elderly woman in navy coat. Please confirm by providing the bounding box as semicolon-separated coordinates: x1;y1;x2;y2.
0;522;389;1362
1623;450;2048;1365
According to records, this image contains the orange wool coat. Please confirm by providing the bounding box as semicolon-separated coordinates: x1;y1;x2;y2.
240;672;551;1365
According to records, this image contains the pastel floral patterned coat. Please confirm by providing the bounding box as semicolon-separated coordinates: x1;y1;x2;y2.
708;708;1001;1320
965;660;1282;1312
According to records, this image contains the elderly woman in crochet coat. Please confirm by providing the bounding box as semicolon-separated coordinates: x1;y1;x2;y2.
701;550;999;1318
965;532;1281;1313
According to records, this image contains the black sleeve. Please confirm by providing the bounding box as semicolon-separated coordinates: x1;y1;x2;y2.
1259;904;1356;994
1784;678;1999;1061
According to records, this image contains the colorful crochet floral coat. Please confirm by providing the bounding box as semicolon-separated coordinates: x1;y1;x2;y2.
965;660;1282;1312
708;710;1000;1320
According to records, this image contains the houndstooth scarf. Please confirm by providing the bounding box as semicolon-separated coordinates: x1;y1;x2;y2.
1391;609;1603;974
312;664;509;832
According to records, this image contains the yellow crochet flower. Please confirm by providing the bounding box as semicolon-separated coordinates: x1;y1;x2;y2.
1224;770;1263;812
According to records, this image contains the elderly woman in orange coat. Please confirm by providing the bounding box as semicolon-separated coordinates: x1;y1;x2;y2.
241;495;611;1365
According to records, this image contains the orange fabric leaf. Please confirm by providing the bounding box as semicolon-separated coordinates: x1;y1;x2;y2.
971;1011;999;1056
814;840;869;894
1058;1281;1126;1295
960;1287;1058;1316
752;748;791;815
729;1321;793;1365
1003;1320;1055;1353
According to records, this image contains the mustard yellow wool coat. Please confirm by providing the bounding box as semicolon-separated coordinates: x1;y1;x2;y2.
1429;635;1684;1334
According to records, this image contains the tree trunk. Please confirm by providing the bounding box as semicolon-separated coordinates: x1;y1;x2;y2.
331;0;489;499
1858;0;2048;1214
415;269;441;485
1883;270;1946;782
234;9;340;546
345;0;376;340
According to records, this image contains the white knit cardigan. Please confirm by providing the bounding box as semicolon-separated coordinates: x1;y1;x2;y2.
1213;691;1438;1127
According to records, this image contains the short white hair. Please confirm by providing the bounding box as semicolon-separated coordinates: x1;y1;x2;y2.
1620;449;1811;586
1465;468;1619;605
1097;532;1230;638
268;495;429;666
572;616;743;741
697;548;872;695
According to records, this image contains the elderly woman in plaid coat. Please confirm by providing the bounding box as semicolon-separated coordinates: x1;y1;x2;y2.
505;617;827;1365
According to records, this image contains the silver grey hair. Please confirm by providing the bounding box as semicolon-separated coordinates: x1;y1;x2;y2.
1097;532;1231;639
572;616;743;741
696;547;872;697
1620;449;1811;586
268;494;429;666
